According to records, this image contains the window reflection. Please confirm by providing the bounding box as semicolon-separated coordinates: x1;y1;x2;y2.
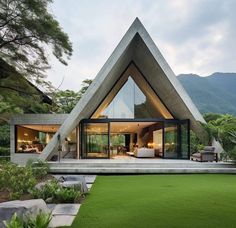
101;76;163;118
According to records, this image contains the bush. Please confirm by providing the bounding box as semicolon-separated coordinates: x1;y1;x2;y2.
31;180;81;203
4;211;51;228
0;124;10;147
229;146;236;162
0;147;10;156
26;159;49;179
3;213;23;228
31;180;59;200
54;187;81;203
190;131;203;154
0;162;36;200
26;211;51;228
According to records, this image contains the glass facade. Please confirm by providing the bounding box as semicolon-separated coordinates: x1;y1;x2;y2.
80;66;190;159
80;120;190;159
100;77;164;118
81;123;109;158
180;121;189;159
164;123;178;159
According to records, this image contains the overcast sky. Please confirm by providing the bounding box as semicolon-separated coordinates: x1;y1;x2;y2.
47;0;236;91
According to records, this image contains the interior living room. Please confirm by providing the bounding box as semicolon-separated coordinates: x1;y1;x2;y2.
80;120;188;159
15;125;77;157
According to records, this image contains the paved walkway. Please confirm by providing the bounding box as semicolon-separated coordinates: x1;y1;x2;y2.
48;175;96;228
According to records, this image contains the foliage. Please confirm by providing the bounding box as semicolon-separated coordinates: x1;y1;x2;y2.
228;146;236;162
0;162;36;199
31;180;81;203
4;211;51;228
52;79;92;113
54;187;81;203
3;213;23;228
0;0;72;86
31;180;59;200
203;113;223;122
26;159;49;179
0;60;52;124
0;147;10;155
203;113;236;160
52;90;81;113
26;211;52;228
190;130;205;154
0;123;10;146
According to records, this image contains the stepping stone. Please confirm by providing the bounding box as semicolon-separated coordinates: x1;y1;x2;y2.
47;204;56;211
84;175;97;183
49;215;75;227
86;183;93;190
52;204;80;216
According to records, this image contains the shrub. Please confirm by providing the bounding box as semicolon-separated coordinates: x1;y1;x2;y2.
190;131;203;154
26;159;49;179
26;211;52;228
4;211;51;228
31;180;81;203
0;162;36;200
0;147;10;156
31;180;60;200
3;213;23;228
54;187;81;203
229;146;236;162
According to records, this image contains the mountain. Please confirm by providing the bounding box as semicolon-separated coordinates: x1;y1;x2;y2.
178;73;236;115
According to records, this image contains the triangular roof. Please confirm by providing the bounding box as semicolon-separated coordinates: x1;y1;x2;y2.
40;18;206;160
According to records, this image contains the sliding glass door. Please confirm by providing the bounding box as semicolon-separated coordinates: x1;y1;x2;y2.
80;119;190;159
81;123;109;158
164;122;178;159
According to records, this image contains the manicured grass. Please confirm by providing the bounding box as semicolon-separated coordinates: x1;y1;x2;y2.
71;175;236;228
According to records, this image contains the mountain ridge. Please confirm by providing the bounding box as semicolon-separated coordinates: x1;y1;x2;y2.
177;72;236;115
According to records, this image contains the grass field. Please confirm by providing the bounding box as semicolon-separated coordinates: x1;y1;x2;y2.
71;175;236;228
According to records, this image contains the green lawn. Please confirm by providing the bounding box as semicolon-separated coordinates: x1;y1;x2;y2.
71;175;236;228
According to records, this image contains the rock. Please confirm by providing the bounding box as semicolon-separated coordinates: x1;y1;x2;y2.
45;197;53;204
35;179;55;190
57;176;88;194
0;199;50;228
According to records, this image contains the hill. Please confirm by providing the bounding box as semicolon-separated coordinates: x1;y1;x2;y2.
178;73;236;115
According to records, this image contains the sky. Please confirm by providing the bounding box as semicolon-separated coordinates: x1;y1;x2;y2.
47;0;236;91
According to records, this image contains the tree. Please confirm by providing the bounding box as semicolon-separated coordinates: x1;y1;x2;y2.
203;114;236;161
53;79;92;113
0;0;72;88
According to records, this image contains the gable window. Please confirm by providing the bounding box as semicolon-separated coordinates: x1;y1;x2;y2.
91;64;173;119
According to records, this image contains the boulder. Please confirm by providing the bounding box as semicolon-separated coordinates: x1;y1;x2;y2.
57;175;88;194
0;199;50;228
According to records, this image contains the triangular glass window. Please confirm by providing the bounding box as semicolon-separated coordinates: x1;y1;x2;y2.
91;65;173;119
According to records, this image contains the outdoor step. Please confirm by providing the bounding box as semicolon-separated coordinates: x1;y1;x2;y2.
49;167;236;174
48;162;235;169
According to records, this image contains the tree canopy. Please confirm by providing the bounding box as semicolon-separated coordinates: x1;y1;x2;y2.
0;0;72;86
203;113;236;161
52;79;92;113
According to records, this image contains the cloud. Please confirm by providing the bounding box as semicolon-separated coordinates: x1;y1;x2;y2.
46;0;236;90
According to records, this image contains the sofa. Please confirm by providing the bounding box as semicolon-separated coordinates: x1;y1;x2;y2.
191;146;218;162
134;148;155;158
